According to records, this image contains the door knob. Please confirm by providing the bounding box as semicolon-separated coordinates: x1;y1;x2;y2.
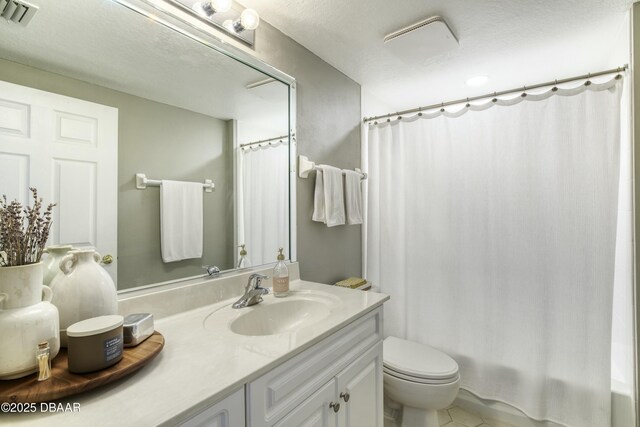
340;392;350;402
102;254;113;265
329;402;340;413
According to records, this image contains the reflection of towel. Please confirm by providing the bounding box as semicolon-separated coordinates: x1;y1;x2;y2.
160;180;203;263
312;165;345;227
344;170;363;225
312;169;326;223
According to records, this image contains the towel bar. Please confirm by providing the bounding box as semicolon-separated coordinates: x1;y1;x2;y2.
135;173;215;193
298;155;367;180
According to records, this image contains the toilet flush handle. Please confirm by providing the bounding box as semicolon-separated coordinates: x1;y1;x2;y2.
340;392;350;402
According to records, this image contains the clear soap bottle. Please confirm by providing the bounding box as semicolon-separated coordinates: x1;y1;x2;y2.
273;248;289;297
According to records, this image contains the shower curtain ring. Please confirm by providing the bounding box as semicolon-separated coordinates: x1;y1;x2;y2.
552;79;558;92
585;73;592;86
466;98;470;108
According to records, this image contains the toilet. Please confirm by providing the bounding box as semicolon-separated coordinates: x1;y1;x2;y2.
383;336;460;427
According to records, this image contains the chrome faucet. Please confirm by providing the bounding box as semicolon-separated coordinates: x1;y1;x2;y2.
203;265;221;277
232;273;269;309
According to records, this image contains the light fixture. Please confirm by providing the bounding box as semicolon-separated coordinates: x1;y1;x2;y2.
192;0;231;18
175;0;260;45
466;75;489;87
230;8;260;33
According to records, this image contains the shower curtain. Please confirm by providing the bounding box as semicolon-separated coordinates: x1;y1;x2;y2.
366;79;622;427
238;142;289;267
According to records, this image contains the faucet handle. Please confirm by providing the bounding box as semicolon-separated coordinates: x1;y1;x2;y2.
247;273;269;290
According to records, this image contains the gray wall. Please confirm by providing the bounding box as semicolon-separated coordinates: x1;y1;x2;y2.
226;21;363;284
0;59;234;289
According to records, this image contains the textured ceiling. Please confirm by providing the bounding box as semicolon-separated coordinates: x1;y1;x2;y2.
239;0;634;116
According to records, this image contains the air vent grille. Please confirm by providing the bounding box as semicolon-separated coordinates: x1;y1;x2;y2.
0;0;38;27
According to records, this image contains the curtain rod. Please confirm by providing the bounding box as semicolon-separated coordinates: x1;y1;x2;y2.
240;135;289;148
363;65;628;123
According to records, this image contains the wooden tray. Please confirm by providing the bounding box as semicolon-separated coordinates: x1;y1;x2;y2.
0;331;164;403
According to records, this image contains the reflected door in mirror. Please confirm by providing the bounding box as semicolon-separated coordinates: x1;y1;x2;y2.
0;80;118;283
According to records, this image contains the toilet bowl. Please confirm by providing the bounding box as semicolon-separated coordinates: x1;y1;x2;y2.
383;336;460;427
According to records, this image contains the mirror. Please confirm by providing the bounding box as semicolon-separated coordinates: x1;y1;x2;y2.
0;0;294;291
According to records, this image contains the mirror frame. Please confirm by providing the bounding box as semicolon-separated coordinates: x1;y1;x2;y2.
111;0;297;294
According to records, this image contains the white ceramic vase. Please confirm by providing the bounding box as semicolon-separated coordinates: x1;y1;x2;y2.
0;262;60;380
42;245;74;286
50;249;118;347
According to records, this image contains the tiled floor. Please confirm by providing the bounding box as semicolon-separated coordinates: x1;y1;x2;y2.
385;404;519;427
438;405;518;427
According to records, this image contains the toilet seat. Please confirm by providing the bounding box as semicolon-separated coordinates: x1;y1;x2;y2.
383;365;459;384
383;336;459;382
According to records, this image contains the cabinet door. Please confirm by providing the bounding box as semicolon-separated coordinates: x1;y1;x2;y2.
335;342;383;427
179;388;245;427
274;379;338;427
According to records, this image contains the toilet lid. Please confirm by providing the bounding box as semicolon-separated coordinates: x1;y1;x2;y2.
383;366;459;385
383;336;459;380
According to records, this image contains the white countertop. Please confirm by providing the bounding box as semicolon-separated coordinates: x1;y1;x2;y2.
5;280;388;426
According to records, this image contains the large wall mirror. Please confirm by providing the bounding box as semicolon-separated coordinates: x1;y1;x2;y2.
0;0;295;291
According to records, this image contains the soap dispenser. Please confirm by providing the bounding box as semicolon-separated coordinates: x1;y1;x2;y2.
237;244;249;269
273;248;289;297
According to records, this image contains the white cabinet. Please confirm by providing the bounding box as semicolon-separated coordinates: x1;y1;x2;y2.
179;388;245;427
336;343;383;427
274;380;338;427
179;307;384;427
247;308;384;427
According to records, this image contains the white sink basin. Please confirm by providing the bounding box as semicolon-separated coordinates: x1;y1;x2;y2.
203;291;341;336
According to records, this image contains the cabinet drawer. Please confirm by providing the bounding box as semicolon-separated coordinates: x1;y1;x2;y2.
247;307;382;427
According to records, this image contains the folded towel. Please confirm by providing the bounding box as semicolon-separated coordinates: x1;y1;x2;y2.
319;165;345;227
312;169;326;223
160;180;203;263
344;170;363;225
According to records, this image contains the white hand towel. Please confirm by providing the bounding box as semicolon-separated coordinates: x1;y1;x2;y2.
319;165;345;227
312;169;326;223
344;170;363;225
160;180;203;263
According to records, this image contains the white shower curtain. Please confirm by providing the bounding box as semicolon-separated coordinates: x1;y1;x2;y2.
366;79;622;427
238;142;289;267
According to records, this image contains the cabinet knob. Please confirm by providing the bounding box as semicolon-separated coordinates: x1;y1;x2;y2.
340;392;350;402
329;402;340;413
102;254;113;265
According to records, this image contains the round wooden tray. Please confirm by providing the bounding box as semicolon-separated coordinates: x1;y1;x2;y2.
0;331;164;403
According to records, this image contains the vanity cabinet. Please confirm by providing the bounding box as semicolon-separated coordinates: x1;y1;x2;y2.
246;307;384;427
178;388;245;427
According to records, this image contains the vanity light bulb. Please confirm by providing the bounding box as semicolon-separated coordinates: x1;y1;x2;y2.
240;8;260;30
211;0;231;13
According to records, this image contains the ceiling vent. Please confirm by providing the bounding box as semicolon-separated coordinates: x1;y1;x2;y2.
384;16;458;61
0;0;38;27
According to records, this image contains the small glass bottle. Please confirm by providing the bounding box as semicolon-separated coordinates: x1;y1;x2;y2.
36;341;51;381
273;248;289;298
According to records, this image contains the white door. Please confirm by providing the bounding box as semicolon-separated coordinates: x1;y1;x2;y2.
0;80;118;282
336;343;384;427
274;379;338;427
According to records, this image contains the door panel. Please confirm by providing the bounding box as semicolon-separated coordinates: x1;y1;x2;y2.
274;379;337;427
0;80;118;282
336;342;383;427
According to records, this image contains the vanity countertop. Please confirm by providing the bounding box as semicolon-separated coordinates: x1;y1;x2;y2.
5;280;388;426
